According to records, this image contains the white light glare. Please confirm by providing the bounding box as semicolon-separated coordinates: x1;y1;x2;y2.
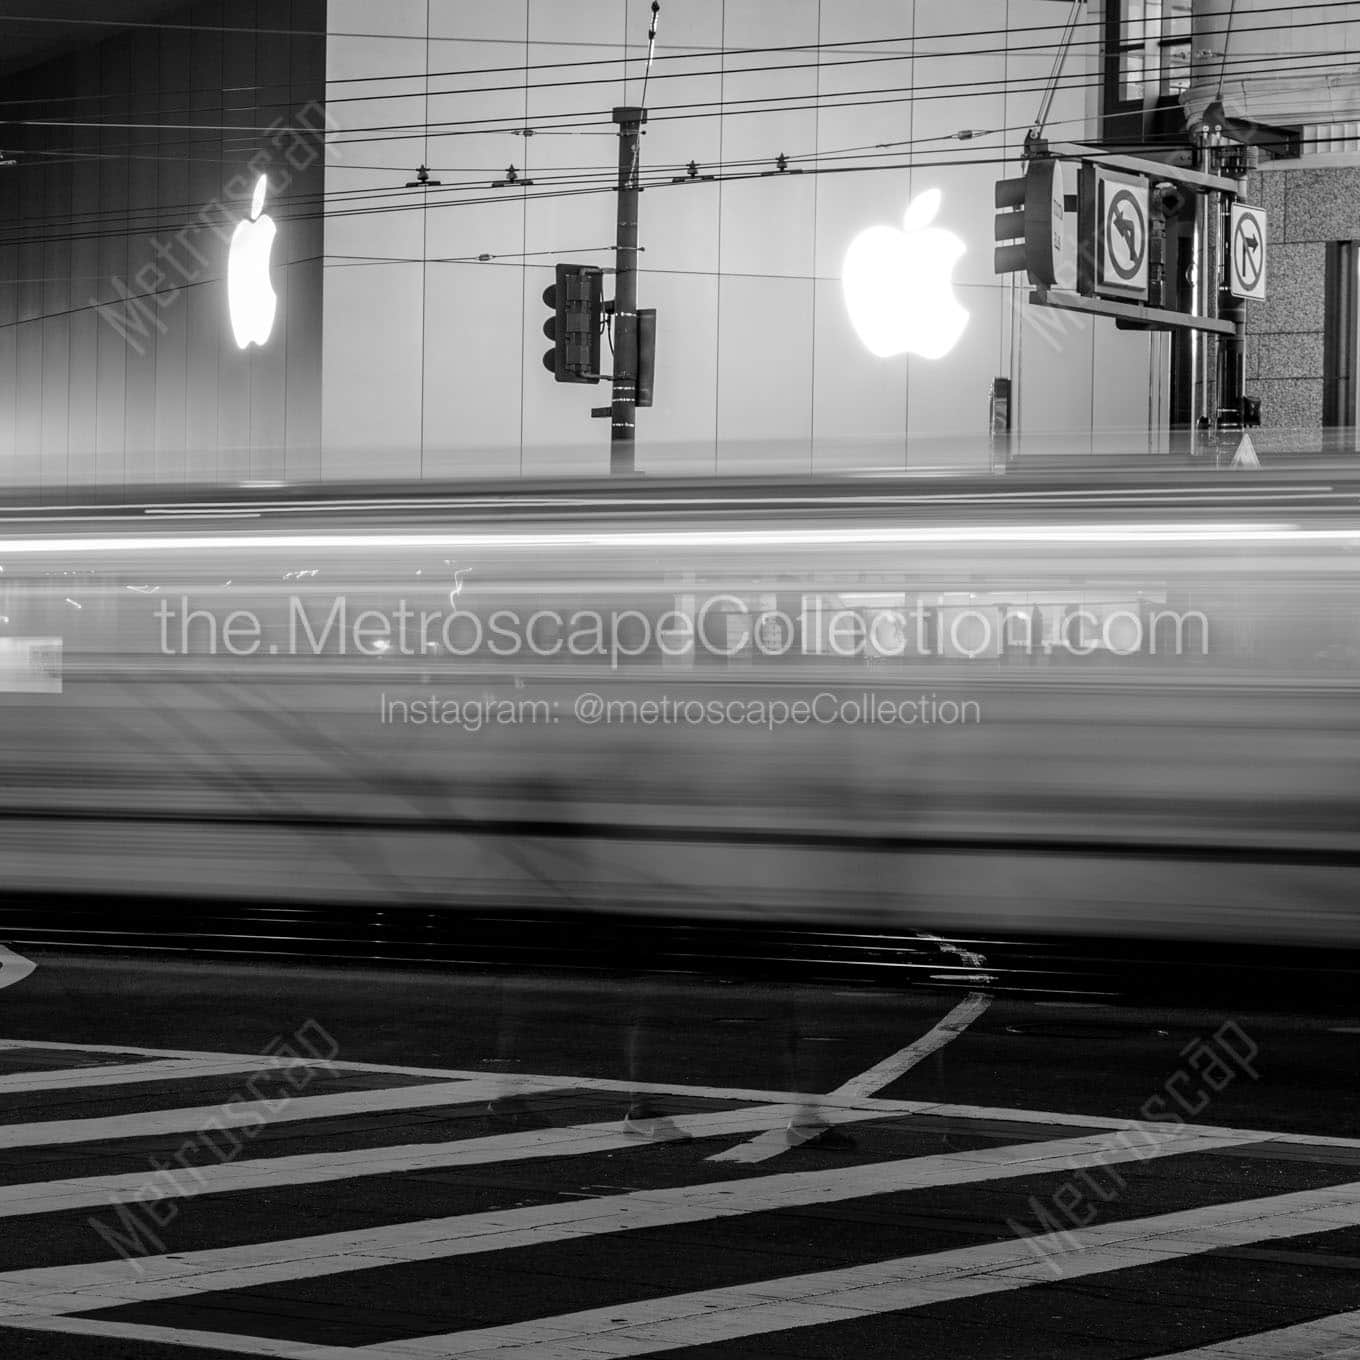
0;523;1345;556
227;175;278;350
843;188;969;361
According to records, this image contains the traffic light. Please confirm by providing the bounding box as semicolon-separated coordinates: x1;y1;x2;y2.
542;263;604;384
636;308;656;408
1149;183;1193;311
993;158;1064;286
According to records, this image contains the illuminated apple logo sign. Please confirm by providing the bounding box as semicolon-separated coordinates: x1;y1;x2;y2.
843;189;969;360
228;176;278;349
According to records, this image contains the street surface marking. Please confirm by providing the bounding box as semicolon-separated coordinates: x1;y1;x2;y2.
6;1171;1360;1360
6;1038;1360;1154
702;1107;904;1164
0;1056;328;1096
0;1078;512;1150
3;1317;356;1359
826;991;993;1099
0;948;34;993
710;991;994;1163
1150;1306;1360;1357
347;1183;1360;1359
0;1127;1244;1321
0;1102;889;1220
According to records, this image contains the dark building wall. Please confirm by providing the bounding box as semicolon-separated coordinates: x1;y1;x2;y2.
0;0;326;495
1245;165;1360;436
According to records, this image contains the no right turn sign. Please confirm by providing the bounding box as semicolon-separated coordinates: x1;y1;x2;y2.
1229;204;1267;301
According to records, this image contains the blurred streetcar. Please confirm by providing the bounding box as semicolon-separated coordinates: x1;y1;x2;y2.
1;470;1359;948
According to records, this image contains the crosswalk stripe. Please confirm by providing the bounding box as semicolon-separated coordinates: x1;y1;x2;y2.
8;1040;1360;1157
710;992;992;1164
0;1039;914;1109
1149;1307;1360;1357
0;1103;889;1220
4;1158;1360;1360
349;1184;1360;1359
0;1057;327;1096
701;1117;854;1164
0;1078;513;1150
1;1316;356;1359
0;1126;1244;1321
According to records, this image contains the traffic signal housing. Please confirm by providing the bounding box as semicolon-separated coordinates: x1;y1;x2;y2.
636;308;656;408
993;158;1064;286
543;263;604;383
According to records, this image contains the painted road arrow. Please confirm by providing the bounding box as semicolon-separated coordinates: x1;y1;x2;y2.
0;946;35;992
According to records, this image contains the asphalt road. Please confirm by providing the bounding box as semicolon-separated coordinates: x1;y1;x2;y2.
0;950;1358;1358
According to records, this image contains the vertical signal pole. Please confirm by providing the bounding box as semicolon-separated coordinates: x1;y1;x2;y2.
610;106;647;475
1193;125;1224;457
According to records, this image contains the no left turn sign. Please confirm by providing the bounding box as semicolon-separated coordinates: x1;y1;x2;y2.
1095;170;1149;300
1105;188;1146;282
1230;203;1267;301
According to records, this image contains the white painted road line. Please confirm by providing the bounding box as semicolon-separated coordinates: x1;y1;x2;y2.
710;991;993;1164
0;1103;890;1220
0;1038;939;1110
0;1056;330;1096
0;948;35;993
703;1108;893;1165
3;1316;359;1360
1149;1306;1360;1357
361;1184;1360;1360
827;992;994;1101
0;1038;515;1085
6;1163;1360;1360
0;1126;1244;1321
8;1038;1360;1155
0;1078;514;1150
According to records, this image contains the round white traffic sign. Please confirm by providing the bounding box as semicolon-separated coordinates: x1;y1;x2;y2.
1230;205;1267;300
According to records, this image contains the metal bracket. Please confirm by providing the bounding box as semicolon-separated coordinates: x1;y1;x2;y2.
1031;288;1241;336
1048;142;1240;195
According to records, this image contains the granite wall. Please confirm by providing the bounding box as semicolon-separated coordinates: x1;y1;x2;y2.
1245;165;1360;434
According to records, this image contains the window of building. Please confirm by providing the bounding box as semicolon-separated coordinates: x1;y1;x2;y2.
1110;0;1193;104
1323;242;1359;436
1104;0;1193;141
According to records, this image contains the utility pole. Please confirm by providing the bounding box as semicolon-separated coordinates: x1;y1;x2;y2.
1192;124;1224;457
610;106;647;475
1218;141;1251;437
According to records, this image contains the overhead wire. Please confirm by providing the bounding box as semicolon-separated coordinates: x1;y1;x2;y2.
0;7;1349;350
1;37;1349;203
0;9;1349;253
3;21;1354;139
308;4;1360;109
7;110;1360;262
0;2;1352;127
0;0;1352;86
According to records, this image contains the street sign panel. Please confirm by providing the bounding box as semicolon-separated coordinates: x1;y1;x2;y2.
1229;203;1267;301
1095;170;1149;301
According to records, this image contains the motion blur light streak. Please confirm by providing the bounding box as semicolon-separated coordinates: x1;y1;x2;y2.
0;523;1330;556
0;472;1353;949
